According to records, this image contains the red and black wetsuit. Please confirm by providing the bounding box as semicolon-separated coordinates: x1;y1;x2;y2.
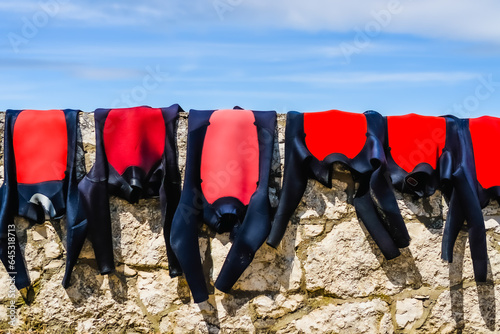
0;109;86;289
78;105;183;281
170;107;276;303
440;115;497;282
267;110;410;260
386;114;488;282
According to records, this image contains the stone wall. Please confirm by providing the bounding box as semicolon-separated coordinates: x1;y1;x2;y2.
0;112;499;333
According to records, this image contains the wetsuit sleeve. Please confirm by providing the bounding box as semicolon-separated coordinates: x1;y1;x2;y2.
62;110;89;287
442;167;487;281
441;183;465;262
353;180;403;259
353;111;409;260
370;163;410;249
0;111;31;289
77;110;115;275
160;106;182;277
267;111;310;248
352;133;408;259
170;194;205;302
170;116;208;303
216;190;270;292
441;118;487;282
216;112;276;293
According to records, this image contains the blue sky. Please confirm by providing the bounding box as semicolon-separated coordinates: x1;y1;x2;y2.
1;0;500;116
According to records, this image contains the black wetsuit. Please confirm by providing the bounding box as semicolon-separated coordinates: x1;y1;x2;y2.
170;107;276;303
267;110;409;261
0;109;86;289
78;105;182;281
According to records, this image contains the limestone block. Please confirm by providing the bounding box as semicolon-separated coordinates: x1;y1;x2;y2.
136;270;186;316
252;294;304;319
304;218;408;298
277;299;392;334
395;298;424;330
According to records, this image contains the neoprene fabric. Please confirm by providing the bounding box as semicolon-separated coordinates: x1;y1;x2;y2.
170;107;277;303
469;116;500;191
267;110;410;261
78;105;183;281
0;109;87;289
1;106;497;296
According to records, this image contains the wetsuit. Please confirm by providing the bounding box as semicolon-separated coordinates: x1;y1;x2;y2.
170;107;276;303
267;110;410;261
78;105;183;281
0;109;86;289
385;114;487;282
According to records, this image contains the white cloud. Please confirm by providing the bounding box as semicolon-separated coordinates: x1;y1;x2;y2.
265;71;479;85
52;2;170;25
71;67;144;80
159;71;478;86
3;0;498;43
0;2;40;12
234;0;500;43
0;0;212;26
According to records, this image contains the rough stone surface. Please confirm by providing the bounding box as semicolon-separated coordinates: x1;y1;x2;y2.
0;112;499;333
276;299;392;334
396;298;424;329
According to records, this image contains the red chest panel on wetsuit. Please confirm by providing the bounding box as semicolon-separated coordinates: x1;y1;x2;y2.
304;109;367;161
201;109;259;205
13;109;68;184
387;114;446;173
103;107;166;175
469;116;500;189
